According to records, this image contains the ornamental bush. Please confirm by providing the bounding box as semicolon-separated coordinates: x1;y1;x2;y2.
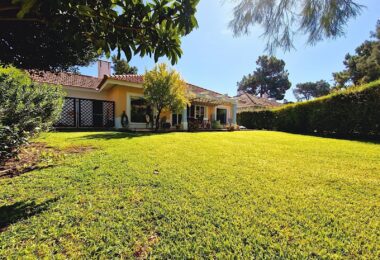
237;79;380;138
211;120;223;129
0;66;64;164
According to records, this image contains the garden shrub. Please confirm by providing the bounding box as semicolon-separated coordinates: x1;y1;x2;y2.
0;66;64;164
211;120;223;130
237;79;380;138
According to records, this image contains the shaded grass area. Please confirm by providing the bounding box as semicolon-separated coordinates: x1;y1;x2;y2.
0;198;59;232
0;131;379;258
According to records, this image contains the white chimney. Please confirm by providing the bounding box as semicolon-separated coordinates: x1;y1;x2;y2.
97;60;111;78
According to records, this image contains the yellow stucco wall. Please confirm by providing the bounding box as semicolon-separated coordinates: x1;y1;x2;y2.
160;110;172;122
63;84;235;128
198;104;234;123
106;85;144;118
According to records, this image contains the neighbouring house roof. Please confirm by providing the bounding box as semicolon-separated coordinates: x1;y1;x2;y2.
235;92;282;111
186;83;234;105
30;71;235;105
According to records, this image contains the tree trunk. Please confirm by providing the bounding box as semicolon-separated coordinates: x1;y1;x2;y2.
154;109;161;132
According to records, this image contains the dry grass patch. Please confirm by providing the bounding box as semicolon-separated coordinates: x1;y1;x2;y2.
0;142;96;179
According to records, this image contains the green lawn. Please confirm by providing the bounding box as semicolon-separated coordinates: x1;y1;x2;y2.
0;131;379;258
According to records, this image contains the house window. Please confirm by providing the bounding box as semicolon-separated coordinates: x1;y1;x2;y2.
130;96;150;123
172;113;182;126
216;108;227;124
189;105;206;119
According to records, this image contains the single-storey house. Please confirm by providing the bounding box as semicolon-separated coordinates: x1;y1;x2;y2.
30;61;237;130
235;91;282;112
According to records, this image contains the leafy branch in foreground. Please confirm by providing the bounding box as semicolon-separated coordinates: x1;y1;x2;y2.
229;0;363;52
0;0;200;71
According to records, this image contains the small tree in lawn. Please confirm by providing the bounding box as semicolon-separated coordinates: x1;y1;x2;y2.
143;64;189;131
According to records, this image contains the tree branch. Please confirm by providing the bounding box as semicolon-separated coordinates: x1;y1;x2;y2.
0;17;45;23
0;6;20;12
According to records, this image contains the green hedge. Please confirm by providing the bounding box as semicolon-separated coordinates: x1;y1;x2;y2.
237;80;380;137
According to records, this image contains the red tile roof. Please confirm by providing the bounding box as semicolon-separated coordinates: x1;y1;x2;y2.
28;71;101;90
30;71;233;101
106;74;144;84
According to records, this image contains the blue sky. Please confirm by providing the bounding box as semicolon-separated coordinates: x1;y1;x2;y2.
80;0;380;101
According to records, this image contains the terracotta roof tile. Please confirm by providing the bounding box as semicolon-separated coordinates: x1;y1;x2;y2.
30;71;233;102
106;74;144;84
29;71;101;90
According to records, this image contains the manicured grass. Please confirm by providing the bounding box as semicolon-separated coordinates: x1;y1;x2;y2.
0;131;379;258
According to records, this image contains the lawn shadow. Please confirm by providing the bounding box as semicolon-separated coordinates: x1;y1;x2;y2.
0;198;59;232
71;131;174;141
276;131;380;145
0;165;56;179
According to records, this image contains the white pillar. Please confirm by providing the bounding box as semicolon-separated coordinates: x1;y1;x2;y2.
181;106;188;130
232;103;237;124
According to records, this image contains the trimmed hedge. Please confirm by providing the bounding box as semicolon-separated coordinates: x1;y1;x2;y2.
237;80;380;137
237;110;275;130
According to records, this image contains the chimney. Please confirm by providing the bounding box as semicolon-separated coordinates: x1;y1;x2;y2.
97;60;111;78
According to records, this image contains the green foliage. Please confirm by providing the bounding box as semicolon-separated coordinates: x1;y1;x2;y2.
0;66;64;163
0;131;379;258
111;55;138;75
211;120;223;129
229;0;363;52
293;80;331;101
143;63;189;131
0;0;200;71
333;21;380;88
238;80;380;138
332;71;351;89
237;110;275;130
237;56;291;100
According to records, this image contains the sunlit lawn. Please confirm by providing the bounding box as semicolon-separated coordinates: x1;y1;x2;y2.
0;131;379;258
